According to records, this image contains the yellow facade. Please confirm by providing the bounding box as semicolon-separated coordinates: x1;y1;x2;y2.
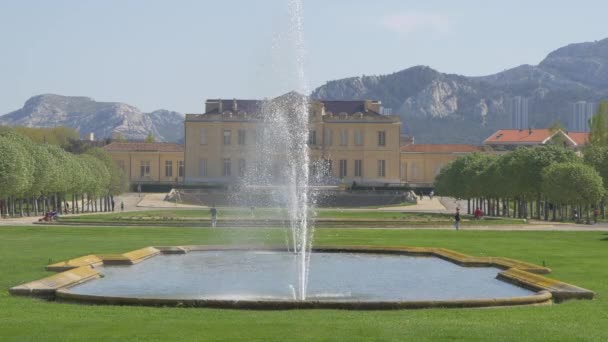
184;98;402;185
399;145;481;187
103;142;185;185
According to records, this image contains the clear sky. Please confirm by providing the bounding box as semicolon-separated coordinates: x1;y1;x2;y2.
1;0;607;115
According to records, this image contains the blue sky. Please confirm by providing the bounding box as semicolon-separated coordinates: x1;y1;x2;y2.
1;0;607;114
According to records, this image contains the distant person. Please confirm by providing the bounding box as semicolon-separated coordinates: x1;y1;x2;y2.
429;190;434;200
137;184;142;197
210;205;218;228
120;201;124;212
593;207;599;224
474;207;483;220
454;208;461;231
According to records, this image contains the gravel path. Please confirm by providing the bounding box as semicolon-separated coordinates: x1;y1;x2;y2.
2;193;608;231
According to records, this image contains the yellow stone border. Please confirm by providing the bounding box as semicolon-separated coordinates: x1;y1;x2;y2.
9;245;595;309
9;266;100;298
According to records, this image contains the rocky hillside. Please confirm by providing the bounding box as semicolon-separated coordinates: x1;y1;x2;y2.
312;38;608;144
0;94;184;142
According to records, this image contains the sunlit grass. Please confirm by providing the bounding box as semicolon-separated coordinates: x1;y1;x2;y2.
1;226;606;341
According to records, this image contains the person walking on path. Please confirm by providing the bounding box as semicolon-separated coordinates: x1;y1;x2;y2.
210;205;218;228
120;201;124;212
594;207;599;224
454;208;461;231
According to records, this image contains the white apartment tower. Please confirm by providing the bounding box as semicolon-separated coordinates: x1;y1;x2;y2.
570;101;596;132
509;96;529;130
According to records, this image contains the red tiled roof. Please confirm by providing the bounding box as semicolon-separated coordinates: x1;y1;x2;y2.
567;132;590;145
103;142;184;152
483;129;553;144
401;144;481;153
483;129;589;146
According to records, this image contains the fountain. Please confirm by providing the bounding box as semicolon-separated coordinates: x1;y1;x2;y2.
7;0;596;310
237;0;313;300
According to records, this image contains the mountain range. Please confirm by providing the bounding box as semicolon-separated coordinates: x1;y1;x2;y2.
312;38;608;144
2;37;608;144
0;94;184;142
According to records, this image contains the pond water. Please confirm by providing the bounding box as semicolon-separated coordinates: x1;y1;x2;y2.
66;250;534;301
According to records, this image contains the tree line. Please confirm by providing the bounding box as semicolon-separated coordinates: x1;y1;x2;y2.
0;126;128;217
435;102;608;223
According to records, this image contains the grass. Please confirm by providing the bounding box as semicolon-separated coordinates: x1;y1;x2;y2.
58;209;525;226
1;225;607;341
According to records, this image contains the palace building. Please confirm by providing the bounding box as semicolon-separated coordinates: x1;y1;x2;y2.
104;96;489;190
103;142;184;185
183;96;402;185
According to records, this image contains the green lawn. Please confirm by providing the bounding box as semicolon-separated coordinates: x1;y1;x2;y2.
1;226;607;341
58;209;525;226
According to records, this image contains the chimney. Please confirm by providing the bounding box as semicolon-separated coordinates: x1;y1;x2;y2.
529;128;532;135
364;100;381;113
89;132;94;141
218;99;223;113
233;98;238;112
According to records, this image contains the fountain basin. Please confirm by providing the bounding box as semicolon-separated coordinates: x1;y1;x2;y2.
10;246;594;310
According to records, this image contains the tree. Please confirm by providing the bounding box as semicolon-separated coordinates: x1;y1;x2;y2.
0;136;31;199
85;148;128;195
589;101;608;147
542;162;604;213
144;133;156;143
13;126;80;147
112;132;127;142
0;128;35;197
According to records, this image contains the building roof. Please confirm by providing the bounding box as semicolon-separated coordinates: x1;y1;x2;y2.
483;129;590;146
204;99;263;115
483;129;554;144
567;132;590;145
401;144;481;153
321;100;380;115
103;142;184;152
187;94;398;123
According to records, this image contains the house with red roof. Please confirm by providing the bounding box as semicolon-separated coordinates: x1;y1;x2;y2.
483;129;589;150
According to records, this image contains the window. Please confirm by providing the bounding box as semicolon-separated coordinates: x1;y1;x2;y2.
165;160;173;177
223;158;232;177
223;130;231;145
238;129;246;145
308;130;317;145
378;131;386;146
354;130;363;146
339;159;347;178
178;160;184;177
412;163;419;179
326;159;333;176
238;159;246;177
200;128;207;145
434;163;442;176
310;162;318;177
140;161;151;178
340;129;348;146
116;160;126;172
354;160;363;177
378;160;386;177
199;159;207;177
324;128;332;146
